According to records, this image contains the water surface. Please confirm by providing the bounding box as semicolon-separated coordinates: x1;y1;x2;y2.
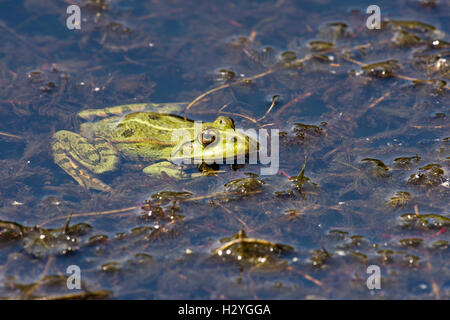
0;0;448;299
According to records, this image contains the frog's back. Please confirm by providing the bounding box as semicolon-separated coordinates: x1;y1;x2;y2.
116;112;193;139
86;112;193;161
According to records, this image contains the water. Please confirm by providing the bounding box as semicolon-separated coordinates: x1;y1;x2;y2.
0;0;448;299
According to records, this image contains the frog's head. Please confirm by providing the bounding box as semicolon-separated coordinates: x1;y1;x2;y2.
170;116;258;165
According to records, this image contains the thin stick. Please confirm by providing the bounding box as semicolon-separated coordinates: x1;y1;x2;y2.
38;190;265;227
0;131;24;140
185;83;230;112
414;204;421;217
217;102;257;122
23;256;55;299
425;251;440;300
396;74;420;81
216;202;252;233
38;206;138;227
410;123;450;129
286;265;323;287
340;56;365;66
274;92;313;117
219;110;259;124
365;91;391;111
185;69;275;112
36;290;111;300
257;95;280;121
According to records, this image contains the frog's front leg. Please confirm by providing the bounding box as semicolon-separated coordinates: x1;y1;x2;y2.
142;161;189;180
143;161;206;180
52;130;119;191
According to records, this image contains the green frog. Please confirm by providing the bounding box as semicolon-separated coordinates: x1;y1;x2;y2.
52;102;258;192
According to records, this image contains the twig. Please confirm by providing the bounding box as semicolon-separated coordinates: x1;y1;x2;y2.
216;202;252;233
22;256;55;299
274;92;313;117
365;91;391;111
0;131;24;140
38;206;137;227
257;95;280;121
286;265;323;287
185;69;275;112
425;251;440;300
219;110;259;124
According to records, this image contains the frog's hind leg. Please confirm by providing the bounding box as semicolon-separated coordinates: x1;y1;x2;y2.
52;130;119;192
77;102;188;120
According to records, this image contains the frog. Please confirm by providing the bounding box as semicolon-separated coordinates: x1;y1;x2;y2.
52;102;258;192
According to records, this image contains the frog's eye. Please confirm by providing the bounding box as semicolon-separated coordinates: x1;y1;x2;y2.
199;128;218;147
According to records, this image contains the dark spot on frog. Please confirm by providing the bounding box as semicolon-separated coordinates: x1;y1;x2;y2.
122;128;134;137
148;114;160;121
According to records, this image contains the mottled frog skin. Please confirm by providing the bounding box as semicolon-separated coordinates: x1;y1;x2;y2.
52;102;257;191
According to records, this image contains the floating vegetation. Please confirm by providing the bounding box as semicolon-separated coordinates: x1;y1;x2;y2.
215;68;236;82
310;247;333;267
211;230;293;270
412;51;449;78
276;51;305;69
361;60;400;78
431;240;448;250
103;21;132;34
386;191;411;208
224;173;266;196
334;234;371;251
311;54;337;64
147;191;193;205
0;221;24;242
327;230;349;241
228;36;251;48
308;41;334;52
0;0;449;300
280;51;297;63
292;123;324;141
275;157;318;199
399;238;423;248
408;163;446;187
393;155;421;167
360;158;390;178
377;249;421;266
398;213;450;230
2;274;111;300
349;251;367;263
391;31;422;47
319;22;350;40
100;253;155;274
418;0;440;8
383;20;442;36
23;223;92;258
0;218;92;258
83;0;110;12
140;198;184;225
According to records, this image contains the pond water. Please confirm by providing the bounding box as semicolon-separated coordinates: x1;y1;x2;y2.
0;0;448;299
